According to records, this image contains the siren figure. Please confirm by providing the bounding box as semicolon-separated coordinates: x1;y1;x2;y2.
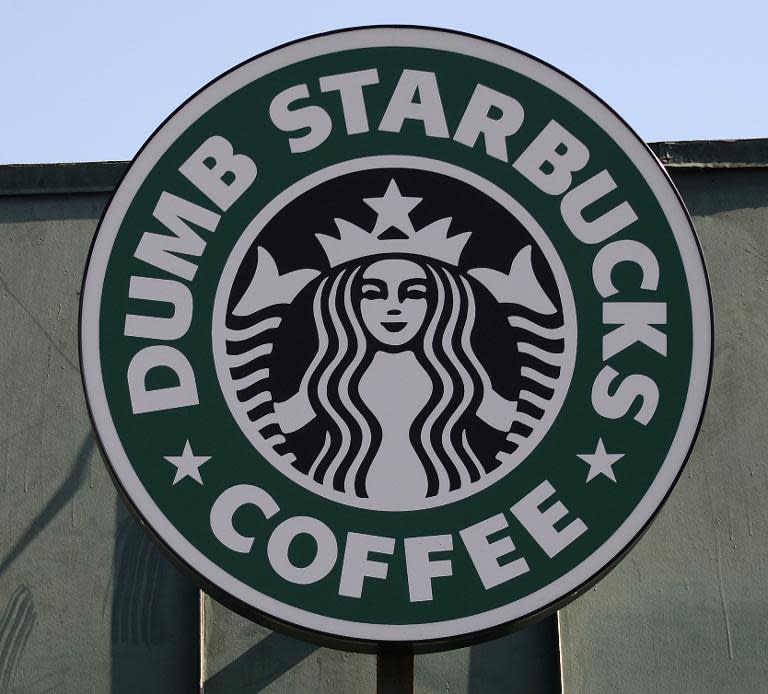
228;179;560;509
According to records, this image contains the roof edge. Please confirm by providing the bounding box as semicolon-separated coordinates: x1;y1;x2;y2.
1;139;767;196
648;138;768;169
0;161;128;196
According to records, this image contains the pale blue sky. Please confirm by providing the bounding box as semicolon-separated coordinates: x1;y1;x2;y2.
2;0;766;164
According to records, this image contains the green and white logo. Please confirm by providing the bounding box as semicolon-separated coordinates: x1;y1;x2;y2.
80;27;712;649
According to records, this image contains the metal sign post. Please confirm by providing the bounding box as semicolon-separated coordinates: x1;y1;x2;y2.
377;653;414;694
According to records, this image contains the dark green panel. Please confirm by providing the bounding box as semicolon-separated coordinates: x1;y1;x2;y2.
110;502;199;694
201;595;376;693
417;617;561;693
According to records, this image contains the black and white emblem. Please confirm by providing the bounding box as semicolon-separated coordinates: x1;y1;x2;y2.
214;159;577;510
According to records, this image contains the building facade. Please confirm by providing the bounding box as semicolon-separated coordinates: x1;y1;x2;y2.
0;139;765;692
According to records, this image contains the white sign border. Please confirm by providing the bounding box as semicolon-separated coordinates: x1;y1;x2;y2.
80;26;712;645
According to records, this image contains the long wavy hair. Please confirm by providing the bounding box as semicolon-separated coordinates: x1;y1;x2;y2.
303;256;486;499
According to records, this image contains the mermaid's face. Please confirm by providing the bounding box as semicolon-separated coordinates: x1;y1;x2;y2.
359;259;429;348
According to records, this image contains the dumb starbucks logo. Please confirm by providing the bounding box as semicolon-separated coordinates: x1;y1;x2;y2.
81;27;712;648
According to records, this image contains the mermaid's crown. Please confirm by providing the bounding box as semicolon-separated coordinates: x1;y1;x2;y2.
316;179;470;267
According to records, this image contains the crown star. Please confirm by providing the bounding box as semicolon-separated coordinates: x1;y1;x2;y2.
316;178;471;267
363;179;422;237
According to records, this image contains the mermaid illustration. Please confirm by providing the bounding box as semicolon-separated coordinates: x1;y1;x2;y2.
220;177;568;510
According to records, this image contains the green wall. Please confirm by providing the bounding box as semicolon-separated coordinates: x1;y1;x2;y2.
0;145;765;692
560;167;768;692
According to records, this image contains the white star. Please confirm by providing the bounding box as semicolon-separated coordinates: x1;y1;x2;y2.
364;179;422;237
164;441;211;485
577;438;624;483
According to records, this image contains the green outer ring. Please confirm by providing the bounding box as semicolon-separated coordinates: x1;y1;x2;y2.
79;25;713;652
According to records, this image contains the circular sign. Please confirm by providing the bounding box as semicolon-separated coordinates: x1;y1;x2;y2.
80;26;712;650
